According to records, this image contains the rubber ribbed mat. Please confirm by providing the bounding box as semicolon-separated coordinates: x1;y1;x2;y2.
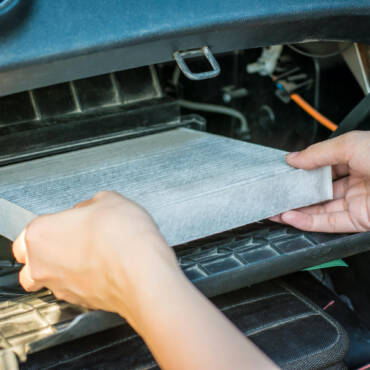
19;280;349;370
0;224;368;364
177;225;370;297
0;291;87;350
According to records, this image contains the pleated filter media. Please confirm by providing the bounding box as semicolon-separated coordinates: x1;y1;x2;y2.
0;128;332;246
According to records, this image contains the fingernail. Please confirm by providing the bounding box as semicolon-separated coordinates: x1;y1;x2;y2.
287;151;300;159
281;212;295;222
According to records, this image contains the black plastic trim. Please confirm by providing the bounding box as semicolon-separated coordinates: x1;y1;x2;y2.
0;225;368;359
179;226;370;298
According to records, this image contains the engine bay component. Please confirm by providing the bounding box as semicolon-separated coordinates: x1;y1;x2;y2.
0;66;180;166
2;1;369;97
0;38;366;368
0;278;349;369
0;128;331;247
0;223;367;366
174;46;221;80
343;43;370;95
247;45;283;76
289;93;338;132
271;63;338;132
331;93;370;138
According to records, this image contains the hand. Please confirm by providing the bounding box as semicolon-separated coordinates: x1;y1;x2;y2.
270;131;370;233
12;191;177;328
12;190;278;369
12;191;278;369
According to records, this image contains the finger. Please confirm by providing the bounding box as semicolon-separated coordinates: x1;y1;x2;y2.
12;229;27;264
333;175;369;200
332;177;350;199
332;164;349;179
281;210;358;233
286;133;353;170
297;198;347;215
268;215;286;224
93;191;118;200
73;198;95;209
52;289;84;305
19;265;44;292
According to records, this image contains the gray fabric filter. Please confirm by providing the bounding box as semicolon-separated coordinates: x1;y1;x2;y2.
0;128;332;246
0;199;35;241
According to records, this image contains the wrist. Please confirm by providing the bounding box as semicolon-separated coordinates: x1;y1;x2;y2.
109;234;181;325
117;249;185;332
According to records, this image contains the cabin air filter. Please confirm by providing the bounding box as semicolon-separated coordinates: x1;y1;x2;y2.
0;128;332;246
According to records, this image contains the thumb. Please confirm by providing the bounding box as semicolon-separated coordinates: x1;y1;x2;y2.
12;229;27;264
19;264;44;292
286;133;353;170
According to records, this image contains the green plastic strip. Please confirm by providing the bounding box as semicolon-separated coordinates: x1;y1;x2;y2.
304;259;348;271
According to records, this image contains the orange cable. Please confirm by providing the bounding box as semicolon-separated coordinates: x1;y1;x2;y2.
290;93;338;132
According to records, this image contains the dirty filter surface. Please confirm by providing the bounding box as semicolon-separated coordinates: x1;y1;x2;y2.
0;128;332;246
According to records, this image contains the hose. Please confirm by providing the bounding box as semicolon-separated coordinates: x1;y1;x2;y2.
290;93;338;132
178;99;249;134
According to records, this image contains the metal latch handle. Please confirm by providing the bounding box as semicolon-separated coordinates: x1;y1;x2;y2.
174;46;221;81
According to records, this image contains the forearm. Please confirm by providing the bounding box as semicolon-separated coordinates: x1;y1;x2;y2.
14;190;278;369
118;253;278;370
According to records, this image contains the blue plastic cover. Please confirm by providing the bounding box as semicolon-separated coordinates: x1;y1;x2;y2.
0;0;369;96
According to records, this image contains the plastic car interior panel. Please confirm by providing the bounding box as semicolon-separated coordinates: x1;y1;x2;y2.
0;0;370;96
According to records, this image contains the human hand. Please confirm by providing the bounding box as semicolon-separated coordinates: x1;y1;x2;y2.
12;191;278;369
270;131;370;233
12;191;178;328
